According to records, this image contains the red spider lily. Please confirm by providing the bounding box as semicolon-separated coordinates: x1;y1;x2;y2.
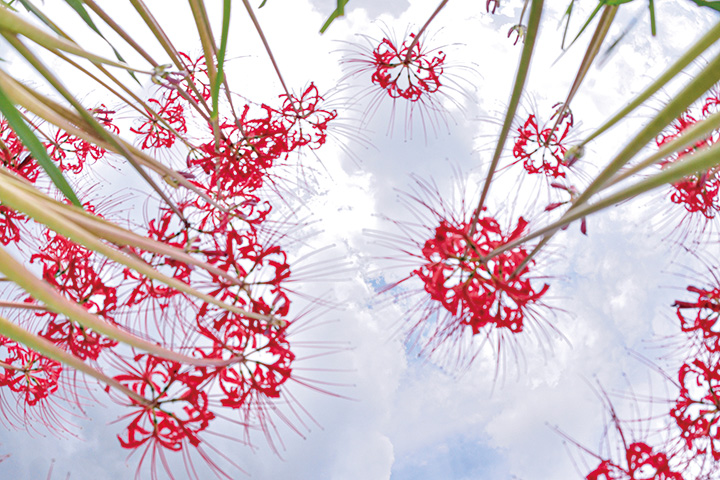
670;354;720;461
368;34;445;102
275;83;337;151
586;442;684;480
187;107;289;200
656;103;720;220
0;205;27;245
0;338;62;407
414;215;549;335
130;98;188;150
46;125;111;174
40;318;117;361
513;104;575;179
171;52;213;105
114;354;214;450
0;120;40;183
109;353;256;480
194;315;295;410
193;193;272;232
198;228;291;324
30;229;118;320
674;285;720;352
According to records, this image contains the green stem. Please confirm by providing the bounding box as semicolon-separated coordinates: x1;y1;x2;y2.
578;20;720;148
547;5;616;145
0;6;147;72
403;0;450;64
487;140;720;259
0;315;148;405
0;177;280;327
606;109;720;188
472;0;544;226
240;0;296;112
3;34;186;222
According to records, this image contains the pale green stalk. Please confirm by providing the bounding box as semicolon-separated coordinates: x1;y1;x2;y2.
0;315;148;404
240;0;296;109
0;170;245;289
82;0;160;67
577;20;720;148
488;140;720;258
0;242;236;367
503;47;720;268
0;176;280;326
4;33;186;221
472;0;544;226
606;109;720;187
546;5;616;144
0;6;148;72
403;0;450;64
0;69;225;212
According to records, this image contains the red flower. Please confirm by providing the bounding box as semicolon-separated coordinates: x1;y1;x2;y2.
586;442;683;480
0;205;26;245
0;338;62;407
30;229;117;320
0;120;40;182
414;215;549;334
187;106;289;200
114;354;214;452
275;83;337;151
656;101;720;220
512;104;575;179
368;34;445;102
194;315;295;410
130;98;188;149
674;285;720;352
670;355;720;460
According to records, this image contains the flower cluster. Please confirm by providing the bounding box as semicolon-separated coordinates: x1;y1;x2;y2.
513;104;575;179
0;50;338;477
414;215;549;335
656;89;720;221
586;442;684;480
368;34;446;102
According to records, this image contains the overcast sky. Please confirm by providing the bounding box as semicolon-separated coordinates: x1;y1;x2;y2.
2;1;720;479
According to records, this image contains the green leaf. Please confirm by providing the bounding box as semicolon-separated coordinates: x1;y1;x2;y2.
17;0;141;85
63;0;102;36
648;0;656;36
259;0;267;6
211;0;231;122
565;2;603;49
320;0;349;34
62;0;141;84
0;83;81;207
688;0;720;12
560;0;576;49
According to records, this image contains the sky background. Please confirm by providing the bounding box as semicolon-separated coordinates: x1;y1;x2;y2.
2;1;720;479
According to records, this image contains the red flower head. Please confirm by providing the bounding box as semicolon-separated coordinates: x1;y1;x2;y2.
670;354;720;461
414;215;549;334
369;34;445;102
513;103;575;179
114;354;214;452
275;83;338;151
0;338;62;407
655;91;720;221
674;285;720;352
586;442;683;480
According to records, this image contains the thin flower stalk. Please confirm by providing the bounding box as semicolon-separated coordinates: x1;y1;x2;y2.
472;0;544;226
576;20;720;149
